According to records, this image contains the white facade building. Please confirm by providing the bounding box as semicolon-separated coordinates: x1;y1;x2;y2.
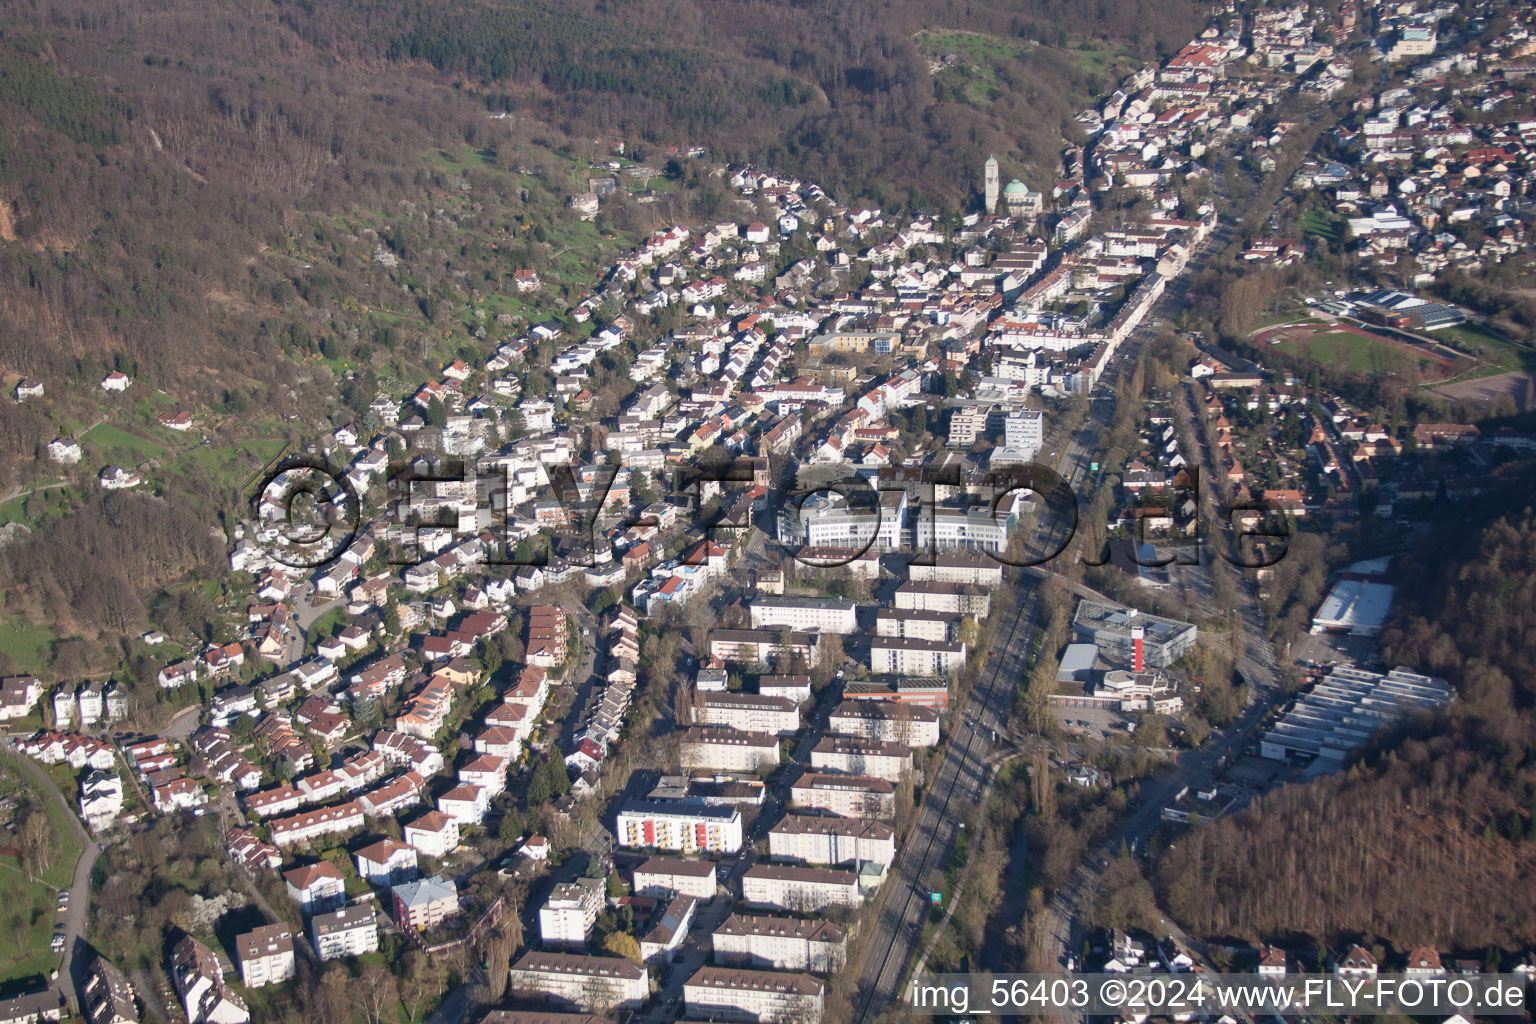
711;914;848;973
682;966;824;1023
747;597;857;634
616;799;744;854
741;864;861;912
679;728;781;773
768;814;896;869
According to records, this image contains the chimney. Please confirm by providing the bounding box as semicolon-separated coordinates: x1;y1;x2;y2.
1132;625;1145;673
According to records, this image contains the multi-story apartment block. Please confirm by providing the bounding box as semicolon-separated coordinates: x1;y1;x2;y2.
1002;410;1044;459
682;966;824;1023
808;736;912;781
789;773;896;818
711;914;848;973
268;800;364;847
616;799;744;854
696;693;801;736
827;700;940;747
82;956;137;1024
757;674;812;704
506;952;649;1013
708;630;822;670
352;838;419;886
768;814;896;869
632;856;718;900
283;861;346;915
236;924;295;989
404;810;460;858
747;596;857;634
869;637;966;677
310;905;378;961
679;728;781;772
742;863;862;911
906;553;1004;588
392;875;459;931
170;936;249;1024
893;581;991;616
874;608;957;643
539;880;604;947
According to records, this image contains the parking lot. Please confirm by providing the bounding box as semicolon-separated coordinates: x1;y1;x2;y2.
1053;703;1133;739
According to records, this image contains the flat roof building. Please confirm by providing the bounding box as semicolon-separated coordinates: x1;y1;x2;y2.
747;596;857;635
1310;578;1395;637
1071;600;1197;669
617;798;744;854
1260;666;1452;766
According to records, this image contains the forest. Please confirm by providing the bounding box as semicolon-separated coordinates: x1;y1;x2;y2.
0;0;1200;438
1156;468;1536;953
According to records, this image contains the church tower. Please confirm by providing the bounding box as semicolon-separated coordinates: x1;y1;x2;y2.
984;154;1000;215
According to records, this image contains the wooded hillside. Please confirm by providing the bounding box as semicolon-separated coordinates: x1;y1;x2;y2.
1157;473;1536;953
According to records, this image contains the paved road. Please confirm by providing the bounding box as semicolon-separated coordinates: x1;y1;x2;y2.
4;744;101;1014
846;370;1128;1023
1032;219;1289;1009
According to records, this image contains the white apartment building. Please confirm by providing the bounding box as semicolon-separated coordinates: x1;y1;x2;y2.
809;737;912;781
893;581;991;616
747;596;857;635
616;799;744;854
236;924;295;989
741;863;862;912
268;800;364;847
915;506;1013;555
757;674;812;704
789;773;896;818
539;880;604;947
768;814;896;869
679;728;781;773
404;810;460;858
632;856;719;900
907;553;1004;588
712;914;848;973
1003;409;1044;458
682;966;824;1023
696;693;801;736
507;952;649;1012
827;700;941;747
708;630;822;670
948;407;989;447
873;608;955;643
869;637;966;677
310;905;378;961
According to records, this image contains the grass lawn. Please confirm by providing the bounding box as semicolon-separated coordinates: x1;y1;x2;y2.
430;146;498;176
183;438;287;490
0;624;54;674
1432;322;1535;374
306;607;348;642
1070;39;1135;79
1300;208;1343;243
0;755;85;987
0;496;27;526
1274;331;1427;375
80;422;167;465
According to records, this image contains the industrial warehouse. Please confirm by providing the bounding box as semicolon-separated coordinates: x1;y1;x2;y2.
1259;666;1454;767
